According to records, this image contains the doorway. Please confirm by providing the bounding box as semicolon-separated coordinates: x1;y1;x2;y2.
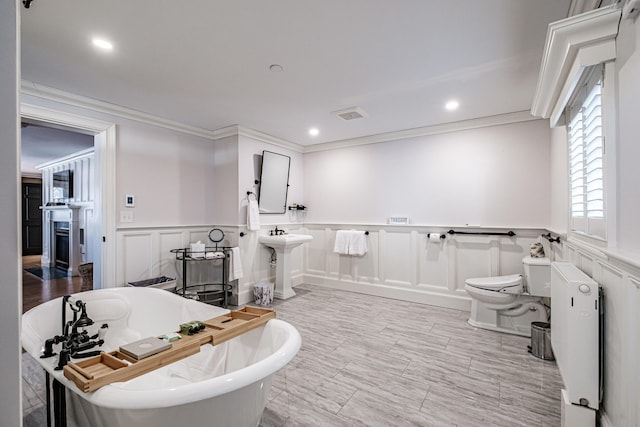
21;120;95;277
21;103;116;290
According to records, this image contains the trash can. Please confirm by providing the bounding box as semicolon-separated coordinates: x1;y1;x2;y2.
127;276;177;292
253;282;274;306
529;321;554;360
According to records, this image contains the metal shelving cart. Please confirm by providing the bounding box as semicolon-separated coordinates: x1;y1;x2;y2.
170;228;232;308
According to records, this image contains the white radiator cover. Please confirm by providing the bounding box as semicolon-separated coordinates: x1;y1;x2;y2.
551;262;600;410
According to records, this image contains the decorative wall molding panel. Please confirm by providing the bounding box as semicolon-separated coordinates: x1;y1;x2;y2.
302;224;549;311
559;238;640;427
115;225;291;306
116;226;233;290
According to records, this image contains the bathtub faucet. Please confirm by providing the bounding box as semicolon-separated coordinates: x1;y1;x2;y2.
41;295;107;369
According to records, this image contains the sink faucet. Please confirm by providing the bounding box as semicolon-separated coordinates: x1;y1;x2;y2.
270;226;285;236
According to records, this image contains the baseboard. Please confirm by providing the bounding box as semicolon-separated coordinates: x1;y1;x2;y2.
235;274;470;310
235;274;306;306
302;274;471;311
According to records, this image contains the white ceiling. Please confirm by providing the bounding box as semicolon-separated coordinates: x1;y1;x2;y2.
20;1;571;147
21;123;94;175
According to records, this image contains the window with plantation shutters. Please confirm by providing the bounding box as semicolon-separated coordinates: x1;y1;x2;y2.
567;65;605;239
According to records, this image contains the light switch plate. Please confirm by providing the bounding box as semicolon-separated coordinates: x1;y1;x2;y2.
125;194;135;207
120;210;134;223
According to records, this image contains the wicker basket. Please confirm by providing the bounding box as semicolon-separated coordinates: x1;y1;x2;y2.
78;263;93;292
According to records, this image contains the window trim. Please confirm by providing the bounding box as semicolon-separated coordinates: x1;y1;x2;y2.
531;6;620;247
566;65;606;240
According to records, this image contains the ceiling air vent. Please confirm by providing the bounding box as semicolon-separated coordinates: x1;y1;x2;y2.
333;107;368;121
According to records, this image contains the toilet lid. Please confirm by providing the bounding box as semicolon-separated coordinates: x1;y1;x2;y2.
465;274;523;291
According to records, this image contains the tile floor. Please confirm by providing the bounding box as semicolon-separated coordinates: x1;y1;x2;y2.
22;284;562;426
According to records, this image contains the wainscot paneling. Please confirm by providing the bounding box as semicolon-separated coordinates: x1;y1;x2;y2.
301;224;548;311
116;224;307;306
115;226;226;289
560;237;640;427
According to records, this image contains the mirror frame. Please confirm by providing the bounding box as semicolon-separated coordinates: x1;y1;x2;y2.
258;150;290;214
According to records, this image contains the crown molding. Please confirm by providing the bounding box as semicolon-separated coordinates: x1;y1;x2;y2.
213;125;305;152
303;111;539;153
530;6;621;119
21;82;546;156
21;81;214;140
36;147;95;170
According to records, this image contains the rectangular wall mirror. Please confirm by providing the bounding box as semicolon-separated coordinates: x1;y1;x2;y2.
258;150;290;214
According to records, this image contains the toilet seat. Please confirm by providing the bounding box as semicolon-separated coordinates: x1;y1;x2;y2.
465;274;523;293
464;284;519;305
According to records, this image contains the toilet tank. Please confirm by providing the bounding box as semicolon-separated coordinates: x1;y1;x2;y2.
522;256;551;297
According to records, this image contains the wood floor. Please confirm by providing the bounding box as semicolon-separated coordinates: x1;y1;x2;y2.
22;283;562;426
22;255;83;314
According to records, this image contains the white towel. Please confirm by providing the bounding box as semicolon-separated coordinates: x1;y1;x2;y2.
333;230;368;256
333;230;351;255
247;196;260;231
228;247;243;281
348;230;368;256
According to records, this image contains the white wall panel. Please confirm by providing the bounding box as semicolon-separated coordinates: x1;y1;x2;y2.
499;239;532;276
116;226;216;288
306;228;328;275
158;231;185;281
380;230;413;287
450;237;493;292
354;231;379;283
120;232;153;285
418;233;449;289
304;120;550;228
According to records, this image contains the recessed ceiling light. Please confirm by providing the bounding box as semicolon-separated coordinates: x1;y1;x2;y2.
445;100;459;111
92;38;113;51
309;128;319;137
269;64;283;72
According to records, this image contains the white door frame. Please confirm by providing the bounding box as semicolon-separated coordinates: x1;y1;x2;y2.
21;103;116;289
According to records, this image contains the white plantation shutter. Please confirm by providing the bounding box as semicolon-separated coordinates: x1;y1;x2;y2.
567;66;605;238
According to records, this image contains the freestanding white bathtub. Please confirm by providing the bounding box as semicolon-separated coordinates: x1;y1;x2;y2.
21;287;301;427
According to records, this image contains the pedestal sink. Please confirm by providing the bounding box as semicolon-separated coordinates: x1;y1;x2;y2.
259;234;313;299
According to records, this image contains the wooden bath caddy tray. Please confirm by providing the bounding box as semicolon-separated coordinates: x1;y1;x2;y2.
63;306;275;392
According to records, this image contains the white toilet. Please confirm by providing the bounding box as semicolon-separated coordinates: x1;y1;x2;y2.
464;256;551;337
